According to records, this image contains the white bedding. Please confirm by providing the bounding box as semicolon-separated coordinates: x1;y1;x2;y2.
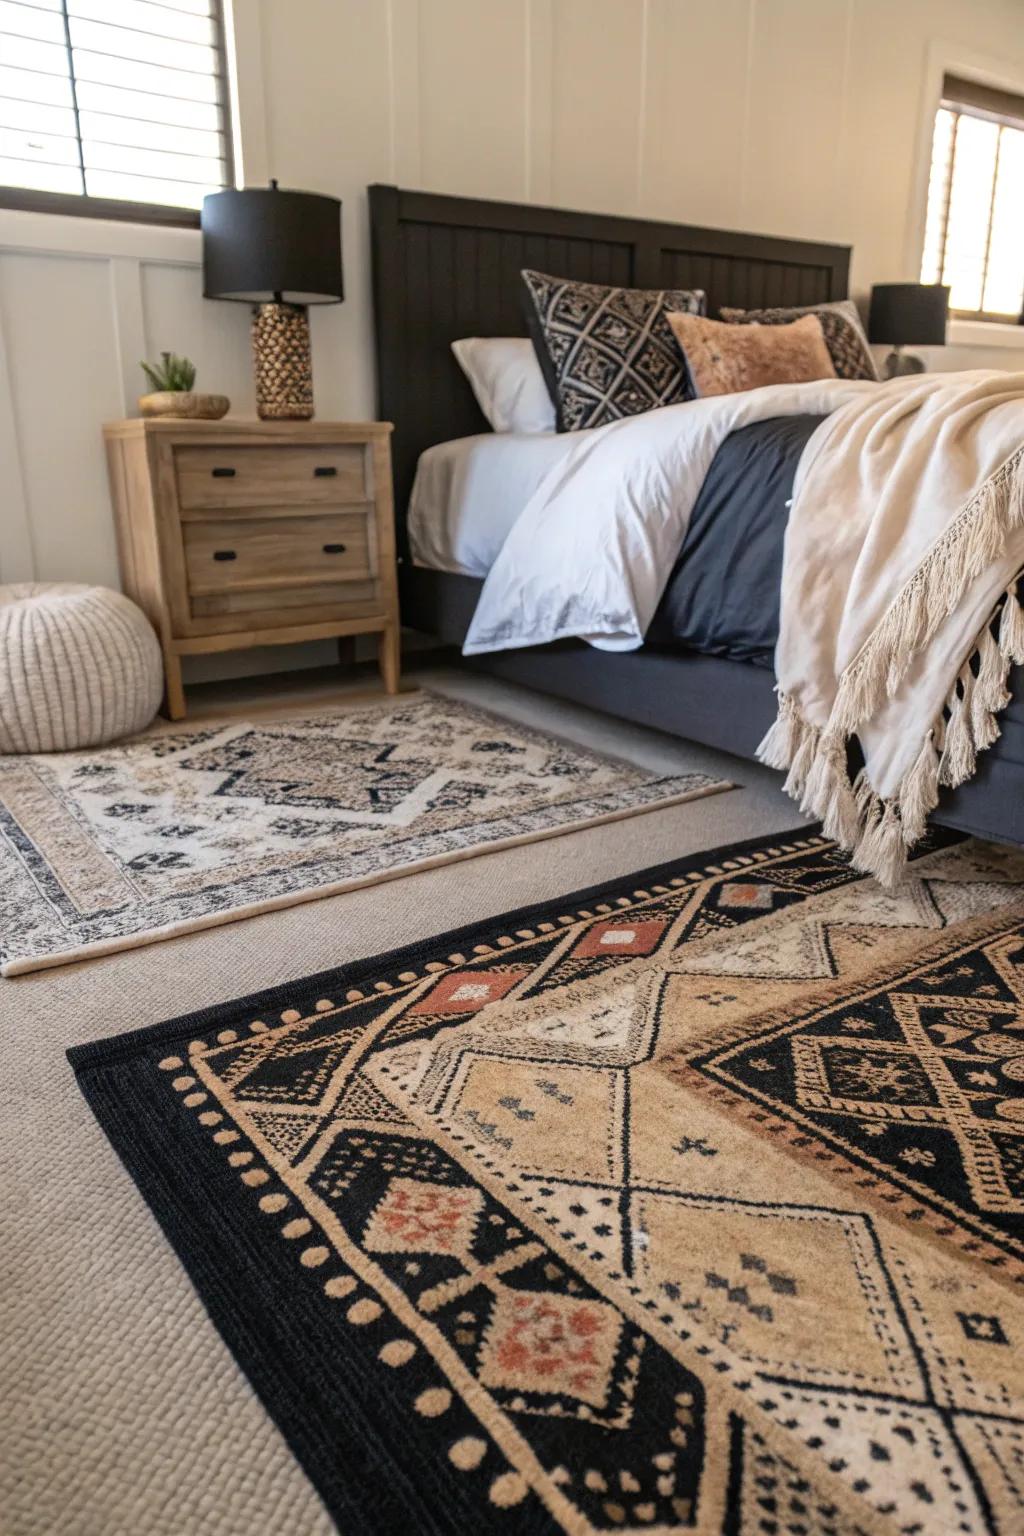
462;379;874;655
408;432;572;578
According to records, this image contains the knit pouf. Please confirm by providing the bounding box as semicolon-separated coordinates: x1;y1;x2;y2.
0;584;163;753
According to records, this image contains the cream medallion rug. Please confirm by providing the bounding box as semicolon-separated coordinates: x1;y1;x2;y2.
0;691;731;975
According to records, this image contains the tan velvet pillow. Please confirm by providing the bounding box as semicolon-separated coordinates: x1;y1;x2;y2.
666;311;836;397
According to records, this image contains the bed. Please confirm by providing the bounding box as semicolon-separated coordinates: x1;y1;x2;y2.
368;183;1024;849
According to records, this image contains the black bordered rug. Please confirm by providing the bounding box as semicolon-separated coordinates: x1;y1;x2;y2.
72;824;1024;1535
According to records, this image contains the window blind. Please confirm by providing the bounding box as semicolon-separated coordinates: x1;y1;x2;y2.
0;0;232;213
921;74;1024;321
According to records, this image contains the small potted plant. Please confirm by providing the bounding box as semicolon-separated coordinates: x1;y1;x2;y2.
139;352;230;420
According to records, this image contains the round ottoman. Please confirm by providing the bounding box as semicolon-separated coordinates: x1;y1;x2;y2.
0;584;163;753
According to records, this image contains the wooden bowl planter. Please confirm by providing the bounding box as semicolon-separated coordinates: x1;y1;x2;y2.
139;392;231;420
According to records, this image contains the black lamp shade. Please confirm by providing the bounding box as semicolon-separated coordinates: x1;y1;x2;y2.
202;186;343;305
867;283;948;346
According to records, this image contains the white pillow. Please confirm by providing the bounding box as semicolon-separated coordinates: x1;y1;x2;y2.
451;337;556;434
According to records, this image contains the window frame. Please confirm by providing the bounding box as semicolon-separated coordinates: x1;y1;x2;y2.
930;92;1024;323
915;54;1024;329
0;0;235;229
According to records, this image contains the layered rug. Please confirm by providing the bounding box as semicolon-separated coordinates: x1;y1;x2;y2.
0;690;727;975
70;828;1024;1535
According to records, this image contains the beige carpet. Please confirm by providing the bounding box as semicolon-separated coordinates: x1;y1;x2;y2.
0;666;808;1536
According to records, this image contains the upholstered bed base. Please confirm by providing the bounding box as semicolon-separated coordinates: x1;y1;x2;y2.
402;564;1024;850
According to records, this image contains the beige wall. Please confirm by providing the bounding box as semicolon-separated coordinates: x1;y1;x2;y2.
249;0;1024;418
2;0;1023;667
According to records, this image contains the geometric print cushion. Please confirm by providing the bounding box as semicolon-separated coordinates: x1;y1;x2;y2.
718;298;879;382
521;269;706;432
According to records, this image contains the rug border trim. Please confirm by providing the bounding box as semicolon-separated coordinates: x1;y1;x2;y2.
66;825;827;1073
71;1015;445;1534
8;779;732;977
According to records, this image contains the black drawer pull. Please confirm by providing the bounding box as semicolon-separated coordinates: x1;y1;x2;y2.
210;466;236;478
322;542;347;555
212;549;237;561
313;465;337;478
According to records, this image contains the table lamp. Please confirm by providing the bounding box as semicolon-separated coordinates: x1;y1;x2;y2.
202;182;343;420
867;283;949;379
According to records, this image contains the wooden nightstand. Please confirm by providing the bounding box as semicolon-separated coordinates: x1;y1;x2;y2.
103;418;400;718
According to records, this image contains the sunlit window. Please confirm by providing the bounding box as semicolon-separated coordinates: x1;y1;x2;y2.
921;75;1024;321
0;0;232;218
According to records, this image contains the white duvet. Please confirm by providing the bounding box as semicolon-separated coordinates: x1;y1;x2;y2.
462;377;874;656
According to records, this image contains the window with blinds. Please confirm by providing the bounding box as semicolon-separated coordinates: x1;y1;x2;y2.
0;0;232;220
921;74;1024;322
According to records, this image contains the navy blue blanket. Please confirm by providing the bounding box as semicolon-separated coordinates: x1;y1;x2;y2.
647;414;826;668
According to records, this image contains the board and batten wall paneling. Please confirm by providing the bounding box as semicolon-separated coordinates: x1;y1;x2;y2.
415;0;529;199
3;0;1024;669
140;265;255;416
548;0;647;213
641;0;752;229
0;252;124;588
255;0;395;428
741;0;856;241
0;287;34;585
0;223;255;594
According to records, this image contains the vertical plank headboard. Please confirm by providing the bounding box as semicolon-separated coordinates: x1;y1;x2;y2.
368;184;850;551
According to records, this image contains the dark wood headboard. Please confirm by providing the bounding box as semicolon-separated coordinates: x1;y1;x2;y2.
368;183;851;550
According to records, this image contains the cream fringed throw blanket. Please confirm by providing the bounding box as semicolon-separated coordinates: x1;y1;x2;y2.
760;370;1024;886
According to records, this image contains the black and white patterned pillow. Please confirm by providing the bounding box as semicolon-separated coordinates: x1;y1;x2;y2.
521;270;706;432
718;300;878;382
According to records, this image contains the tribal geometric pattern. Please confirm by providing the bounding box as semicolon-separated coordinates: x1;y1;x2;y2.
671;920;1024;1275
0;691;725;975
72;829;1024;1533
521;269;706;432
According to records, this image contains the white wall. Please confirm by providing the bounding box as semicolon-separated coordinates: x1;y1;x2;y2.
2;0;1024;670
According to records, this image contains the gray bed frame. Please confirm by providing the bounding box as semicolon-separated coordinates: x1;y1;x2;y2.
368;183;1024;848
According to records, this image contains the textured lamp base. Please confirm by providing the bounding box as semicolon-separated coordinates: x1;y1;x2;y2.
252;302;314;420
884;345;926;379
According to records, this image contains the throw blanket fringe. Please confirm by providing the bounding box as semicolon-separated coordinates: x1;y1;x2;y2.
764;365;1024;890
760;435;1024;888
828;445;1024;736
764;528;1019;890
764;585;1024;883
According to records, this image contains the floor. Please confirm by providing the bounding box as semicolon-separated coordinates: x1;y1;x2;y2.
0;661;808;1536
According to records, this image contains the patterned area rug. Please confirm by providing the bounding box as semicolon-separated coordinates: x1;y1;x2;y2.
0;691;727;975
71;828;1024;1533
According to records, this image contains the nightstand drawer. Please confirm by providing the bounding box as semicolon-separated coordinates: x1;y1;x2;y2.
183;511;375;598
104;416;399;717
175;444;368;510
189;581;381;624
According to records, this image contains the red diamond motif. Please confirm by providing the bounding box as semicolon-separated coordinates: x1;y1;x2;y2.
479;1289;623;1407
363;1177;483;1255
718;883;774;910
573;918;667;958
408;969;528;1016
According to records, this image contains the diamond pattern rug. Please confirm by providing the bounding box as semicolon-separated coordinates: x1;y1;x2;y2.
70;828;1024;1532
0;690;727;975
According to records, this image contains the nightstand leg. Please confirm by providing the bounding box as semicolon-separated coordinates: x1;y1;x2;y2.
378;626;401;695
163;651;187;720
